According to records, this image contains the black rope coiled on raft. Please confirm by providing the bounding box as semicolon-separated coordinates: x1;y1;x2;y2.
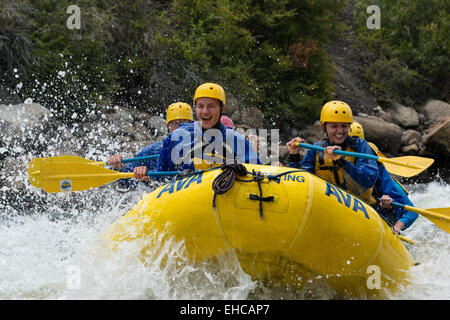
212;161;268;220
212;162;248;197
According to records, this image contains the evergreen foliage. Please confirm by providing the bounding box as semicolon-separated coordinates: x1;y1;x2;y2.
0;0;346;126
354;0;449;104
1;1;446;127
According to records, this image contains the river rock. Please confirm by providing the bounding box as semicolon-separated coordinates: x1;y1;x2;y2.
418;113;427;125
104;108;135;136
401;144;419;154
422;117;450;156
132;121;154;141
0;103;52;132
401;129;423;146
388;102;419;128
233;106;264;128
420;99;450;123
147;115;167;136
0;103;54;156
301;120;325;143
353;115;403;154
376;108;393;123
135;110;152;121
224;93;239;117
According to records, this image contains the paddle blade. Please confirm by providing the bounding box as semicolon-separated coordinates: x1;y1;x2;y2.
422;207;450;233
40;162;131;193
379;156;434;177
28;158;44;188
28;155;106;188
34;155;102;165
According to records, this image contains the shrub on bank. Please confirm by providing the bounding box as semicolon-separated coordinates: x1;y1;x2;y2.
0;0;346;127
354;0;449;104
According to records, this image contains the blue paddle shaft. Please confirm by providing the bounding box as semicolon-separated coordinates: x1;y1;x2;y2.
108;154;178;177
298;143;379;161
146;170;179;177
106;154;159;166
121;154;159;163
391;201;406;209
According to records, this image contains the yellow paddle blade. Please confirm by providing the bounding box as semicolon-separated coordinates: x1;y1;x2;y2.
378;156;434;178
422;208;450;233
28;156;106;188
404;205;450;233
28;158;44;188
40;162;132;193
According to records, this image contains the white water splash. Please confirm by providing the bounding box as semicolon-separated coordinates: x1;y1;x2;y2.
0;180;448;300
389;181;450;299
0;186;258;300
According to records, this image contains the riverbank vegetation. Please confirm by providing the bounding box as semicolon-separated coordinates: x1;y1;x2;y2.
0;0;447;127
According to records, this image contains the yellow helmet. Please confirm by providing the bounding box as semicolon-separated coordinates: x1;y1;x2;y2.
320;100;353;125
349;121;365;139
166;102;194;124
193;83;226;106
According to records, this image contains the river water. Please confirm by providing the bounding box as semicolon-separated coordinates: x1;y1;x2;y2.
0;173;448;300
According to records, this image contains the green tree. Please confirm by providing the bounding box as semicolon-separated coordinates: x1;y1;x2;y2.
1;0;348;127
354;0;449;103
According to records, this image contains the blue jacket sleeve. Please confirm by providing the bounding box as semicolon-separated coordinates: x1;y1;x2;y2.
122;141;163;172
155;136;175;173
151;136;180;182
375;165;418;229
398;205;418;229
117;141;163;189
340;139;378;189
152;125;196;181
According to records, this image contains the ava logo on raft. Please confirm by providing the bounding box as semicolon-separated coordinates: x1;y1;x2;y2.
156;172;204;199
325;182;369;219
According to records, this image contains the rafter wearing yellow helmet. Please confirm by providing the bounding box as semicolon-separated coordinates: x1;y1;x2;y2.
349;121;365;140
193;83;227;130
166;102;194;132
286;100;379;205
193;82;226;107
166;102;194;124
320;100;353;125
150;82;261;175
107;101;194;190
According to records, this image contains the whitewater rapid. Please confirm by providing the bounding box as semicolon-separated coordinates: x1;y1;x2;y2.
0;178;448;300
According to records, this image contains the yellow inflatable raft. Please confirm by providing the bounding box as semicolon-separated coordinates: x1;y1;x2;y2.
103;164;415;297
